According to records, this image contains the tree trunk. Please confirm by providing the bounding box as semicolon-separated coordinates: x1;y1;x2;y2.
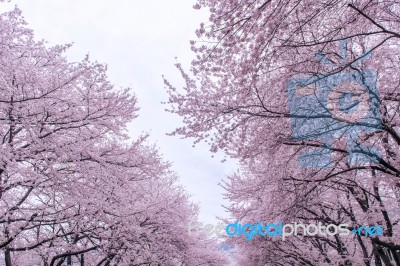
4;249;12;266
67;255;72;266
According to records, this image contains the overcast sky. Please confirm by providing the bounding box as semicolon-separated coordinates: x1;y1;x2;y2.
3;0;238;227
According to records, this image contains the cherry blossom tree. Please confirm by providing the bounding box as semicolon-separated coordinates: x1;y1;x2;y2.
166;0;400;264
0;3;227;266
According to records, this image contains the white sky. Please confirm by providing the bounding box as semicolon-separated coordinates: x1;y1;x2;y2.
3;0;237;227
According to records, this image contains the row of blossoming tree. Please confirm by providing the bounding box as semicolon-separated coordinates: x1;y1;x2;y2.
166;0;400;265
0;3;228;266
